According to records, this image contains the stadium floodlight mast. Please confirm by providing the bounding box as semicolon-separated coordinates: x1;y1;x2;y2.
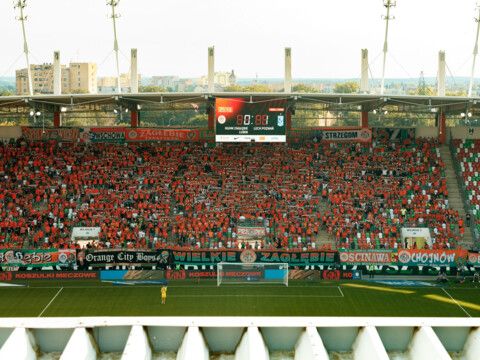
468;4;480;97
380;0;396;95
107;0;122;94
14;0;33;96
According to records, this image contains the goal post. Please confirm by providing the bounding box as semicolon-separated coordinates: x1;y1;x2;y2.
217;262;289;286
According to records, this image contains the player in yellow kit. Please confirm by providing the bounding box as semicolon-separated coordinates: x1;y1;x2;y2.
161;285;167;304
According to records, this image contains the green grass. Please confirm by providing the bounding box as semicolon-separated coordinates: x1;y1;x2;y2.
0;280;479;318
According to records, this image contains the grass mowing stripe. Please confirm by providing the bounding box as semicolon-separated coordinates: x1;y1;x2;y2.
38;287;63;317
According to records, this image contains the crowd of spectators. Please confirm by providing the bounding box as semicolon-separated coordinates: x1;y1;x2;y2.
455;138;480;237
0;137;466;251
323;138;462;250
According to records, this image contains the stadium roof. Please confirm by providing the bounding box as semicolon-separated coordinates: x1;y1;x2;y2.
0;92;479;116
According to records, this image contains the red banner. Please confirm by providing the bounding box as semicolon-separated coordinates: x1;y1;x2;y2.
125;129;199;142
22;127;79;142
0;271;100;281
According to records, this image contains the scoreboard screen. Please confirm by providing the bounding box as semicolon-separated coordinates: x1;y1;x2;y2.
215;98;287;142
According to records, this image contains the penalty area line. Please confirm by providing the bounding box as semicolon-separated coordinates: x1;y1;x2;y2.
38;287;63;318
166;294;344;298
338;286;344;297
442;288;472;318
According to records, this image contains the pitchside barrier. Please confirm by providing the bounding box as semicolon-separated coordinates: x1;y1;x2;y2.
0;268;448;282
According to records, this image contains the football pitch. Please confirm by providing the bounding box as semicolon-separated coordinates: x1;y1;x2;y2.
0;279;479;318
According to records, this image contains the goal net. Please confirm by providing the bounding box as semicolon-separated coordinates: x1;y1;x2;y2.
217;262;289;286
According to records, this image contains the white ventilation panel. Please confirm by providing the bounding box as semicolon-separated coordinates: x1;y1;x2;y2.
0;317;478;359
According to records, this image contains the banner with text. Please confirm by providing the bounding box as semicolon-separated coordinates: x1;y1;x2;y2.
125;129;199;142
80;127;126;143
79;250;168;267
312;127;372;143
171;249;337;265
0;249;58;268
339;249;398;265
397;249;468;267
0;271;100;281
22;127;79;142
237;226;266;237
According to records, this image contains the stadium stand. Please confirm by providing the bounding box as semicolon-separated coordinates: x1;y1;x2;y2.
324;137;463;251
453;138;480;242
0;138;469;251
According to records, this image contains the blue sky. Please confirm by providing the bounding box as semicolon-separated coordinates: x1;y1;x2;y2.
0;0;477;79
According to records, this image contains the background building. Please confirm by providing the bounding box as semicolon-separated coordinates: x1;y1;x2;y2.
197;71;237;88
69;63;97;94
16;63;97;95
98;73;141;93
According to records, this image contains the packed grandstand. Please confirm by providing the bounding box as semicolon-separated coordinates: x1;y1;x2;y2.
0;134;475;256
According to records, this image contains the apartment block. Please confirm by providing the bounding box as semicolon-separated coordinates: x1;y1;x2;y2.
16;63;97;95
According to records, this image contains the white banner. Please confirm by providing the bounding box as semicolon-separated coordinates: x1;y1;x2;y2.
401;228;431;238
400;227;432;249
237;226;266;237
71;227;101;240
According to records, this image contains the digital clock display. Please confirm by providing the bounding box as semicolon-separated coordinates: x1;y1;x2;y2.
215;98;287;142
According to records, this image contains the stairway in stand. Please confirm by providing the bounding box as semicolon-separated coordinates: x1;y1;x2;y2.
439;145;474;249
314;196;336;249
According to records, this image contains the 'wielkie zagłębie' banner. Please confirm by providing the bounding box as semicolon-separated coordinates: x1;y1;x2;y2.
170;249;337;265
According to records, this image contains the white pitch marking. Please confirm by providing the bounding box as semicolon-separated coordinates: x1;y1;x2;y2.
442;288;472;318
38;287;63;317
